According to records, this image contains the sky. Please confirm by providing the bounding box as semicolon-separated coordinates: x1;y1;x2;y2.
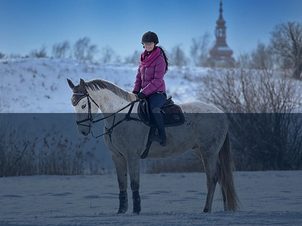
0;0;302;59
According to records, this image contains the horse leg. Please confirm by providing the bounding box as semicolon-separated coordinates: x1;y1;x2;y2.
202;154;219;213
128;157;141;214
217;132;239;211
221;187;227;211
112;153;128;214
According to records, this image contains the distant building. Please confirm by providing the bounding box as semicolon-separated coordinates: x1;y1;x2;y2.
208;0;235;68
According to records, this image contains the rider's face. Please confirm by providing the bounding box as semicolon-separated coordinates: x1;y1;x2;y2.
143;42;155;52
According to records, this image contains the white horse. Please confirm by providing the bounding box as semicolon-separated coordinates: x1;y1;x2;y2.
67;78;238;214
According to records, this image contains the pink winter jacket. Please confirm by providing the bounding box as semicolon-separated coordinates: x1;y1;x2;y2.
133;47;166;96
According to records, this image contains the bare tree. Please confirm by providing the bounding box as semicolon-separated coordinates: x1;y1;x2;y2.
202;69;300;113
250;43;274;70
100;46;116;64
236;52;251;68
30;46;48;58
236;43;274;70
52;41;70;58
169;45;187;67
0;52;5;59
271;21;302;79
190;33;211;67
73;37;98;62
200;69;302;170
124;50;140;65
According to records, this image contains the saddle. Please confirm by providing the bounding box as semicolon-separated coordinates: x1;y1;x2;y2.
137;96;185;127
137;96;185;159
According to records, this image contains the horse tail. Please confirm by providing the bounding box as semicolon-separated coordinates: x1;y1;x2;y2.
218;132;239;211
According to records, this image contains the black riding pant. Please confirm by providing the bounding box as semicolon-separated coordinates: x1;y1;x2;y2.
147;93;166;138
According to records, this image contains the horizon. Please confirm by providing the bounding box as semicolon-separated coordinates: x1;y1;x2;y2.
0;0;302;59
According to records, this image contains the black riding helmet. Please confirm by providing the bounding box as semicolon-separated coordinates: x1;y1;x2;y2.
141;31;159;44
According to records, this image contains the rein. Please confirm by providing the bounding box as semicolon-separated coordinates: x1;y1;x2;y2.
76;92;141;139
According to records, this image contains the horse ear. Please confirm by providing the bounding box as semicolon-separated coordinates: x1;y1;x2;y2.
80;78;86;87
67;79;75;89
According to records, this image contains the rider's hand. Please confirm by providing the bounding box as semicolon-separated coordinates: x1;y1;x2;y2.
137;92;146;99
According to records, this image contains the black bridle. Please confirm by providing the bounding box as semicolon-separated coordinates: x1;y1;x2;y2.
75;92;140;139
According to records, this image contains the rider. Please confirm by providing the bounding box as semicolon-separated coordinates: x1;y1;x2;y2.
132;31;169;146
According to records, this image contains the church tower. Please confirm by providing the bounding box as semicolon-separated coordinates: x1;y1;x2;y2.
208;0;235;67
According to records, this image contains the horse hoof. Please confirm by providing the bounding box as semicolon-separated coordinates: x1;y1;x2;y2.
133;204;141;214
117;209;127;214
203;208;209;213
133;210;140;215
133;206;141;214
132;191;141;214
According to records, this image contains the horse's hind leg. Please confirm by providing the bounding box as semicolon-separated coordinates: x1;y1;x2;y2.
202;154;219;213
112;153;128;214
221;187;227;211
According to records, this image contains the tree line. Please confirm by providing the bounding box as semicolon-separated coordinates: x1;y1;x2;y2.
0;21;301;79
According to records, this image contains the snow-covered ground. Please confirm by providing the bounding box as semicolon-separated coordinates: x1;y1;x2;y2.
0;58;208;113
1;59;302;225
0;171;302;226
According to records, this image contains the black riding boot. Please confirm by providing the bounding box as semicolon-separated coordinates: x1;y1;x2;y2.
152;108;166;146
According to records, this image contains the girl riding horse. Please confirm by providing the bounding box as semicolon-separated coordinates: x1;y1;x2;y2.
133;31;169;146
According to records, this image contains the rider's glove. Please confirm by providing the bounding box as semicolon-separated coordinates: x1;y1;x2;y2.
137;92;146;99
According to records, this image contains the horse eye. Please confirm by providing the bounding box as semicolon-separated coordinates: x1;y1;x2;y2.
81;104;87;109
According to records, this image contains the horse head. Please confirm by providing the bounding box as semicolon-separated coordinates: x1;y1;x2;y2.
67;78;100;136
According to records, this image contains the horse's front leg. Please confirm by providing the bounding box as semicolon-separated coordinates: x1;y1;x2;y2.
128;156;141;214
112;153;128;214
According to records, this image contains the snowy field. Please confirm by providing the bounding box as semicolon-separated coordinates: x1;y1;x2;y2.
0;58;207;113
1;59;302;225
0;58;210;174
0;171;302;226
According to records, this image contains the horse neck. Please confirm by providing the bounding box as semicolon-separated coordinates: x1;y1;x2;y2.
87;88;132;113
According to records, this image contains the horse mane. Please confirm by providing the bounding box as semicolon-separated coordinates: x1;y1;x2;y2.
85;79;134;102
